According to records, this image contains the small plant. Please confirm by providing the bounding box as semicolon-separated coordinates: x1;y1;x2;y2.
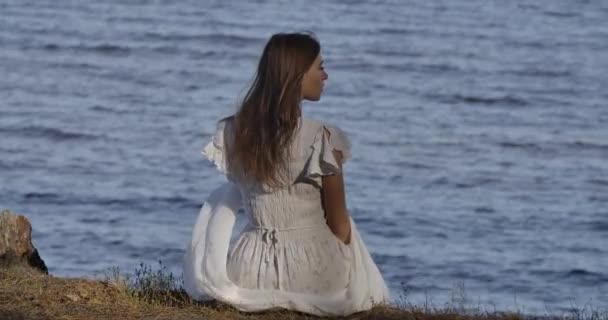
128;260;192;307
100;260;193;307
97;265;130;291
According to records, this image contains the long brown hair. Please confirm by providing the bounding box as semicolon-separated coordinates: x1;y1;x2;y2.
222;32;320;188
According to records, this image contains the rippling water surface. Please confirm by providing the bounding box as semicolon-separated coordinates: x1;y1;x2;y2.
1;0;607;314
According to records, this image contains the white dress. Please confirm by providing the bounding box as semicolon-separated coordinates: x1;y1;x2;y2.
182;117;390;316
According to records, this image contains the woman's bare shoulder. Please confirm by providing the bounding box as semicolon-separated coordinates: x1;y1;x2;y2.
301;117;338;131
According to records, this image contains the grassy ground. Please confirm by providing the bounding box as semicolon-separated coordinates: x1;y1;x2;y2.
0;261;605;320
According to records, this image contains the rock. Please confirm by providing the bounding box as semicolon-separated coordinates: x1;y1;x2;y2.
0;209;48;273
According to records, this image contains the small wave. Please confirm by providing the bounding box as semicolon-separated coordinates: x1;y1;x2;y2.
371;253;413;267
79;217;103;224
496;281;535;296
530;268;562;279
108;239;124;246
443;94;528;107
24;192;60;200
40;41;204;58
91;195;200;209
419;63;460;73
108;217;123;225
474;207;495;214
454;178;500;189
589;196;608;203
90;105;130;115
505;68;572;78
47;61;103;72
0;126;100;141
568;141;608;152
563;269;608;285
149;196;201;208
42;43;61;51
0;162;10;170
158;247;185;257
518;3;541;11
498;141;543;153
365;47;423;58
565;269;594;277
105;16;159;24
411;217;435;226
150;45;180;55
425;176;449;188
454;182;478;189
45;128;98;140
377;27;426;36
427;177;499;189
543;11;579;19
140;31;261;46
50;243;66;250
398;161;435;170
448;269;476;280
498;161;515;168
41;43;131;56
381;228;406;239
503;39;547;50
21;193;201;210
398;283;444;293
433;232;448;239
570;218;608;233
95;198;139;207
84;44;131;55
586;220;608;232
390;175;404;183
23;192;69;205
185;84;200;91
588;179;608;186
121;244;184;259
566;245;603;254
81;231;103;243
499;268;522;276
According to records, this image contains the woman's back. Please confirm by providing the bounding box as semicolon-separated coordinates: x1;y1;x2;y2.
204;117;353;293
211;117;349;227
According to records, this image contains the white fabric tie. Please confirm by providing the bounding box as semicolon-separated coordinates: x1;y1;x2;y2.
254;224;324;263
260;228;278;264
254;223;326;288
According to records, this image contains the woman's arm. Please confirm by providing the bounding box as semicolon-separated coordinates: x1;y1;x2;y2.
321;149;351;245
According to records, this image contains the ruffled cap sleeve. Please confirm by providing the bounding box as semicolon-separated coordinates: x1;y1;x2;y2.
304;124;352;179
201;120;233;180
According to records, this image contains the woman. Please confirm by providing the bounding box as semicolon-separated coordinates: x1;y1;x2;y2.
183;32;390;316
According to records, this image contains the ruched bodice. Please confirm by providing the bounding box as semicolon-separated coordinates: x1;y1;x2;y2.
240;185;326;229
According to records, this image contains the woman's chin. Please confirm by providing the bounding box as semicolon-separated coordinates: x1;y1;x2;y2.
303;96;321;102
